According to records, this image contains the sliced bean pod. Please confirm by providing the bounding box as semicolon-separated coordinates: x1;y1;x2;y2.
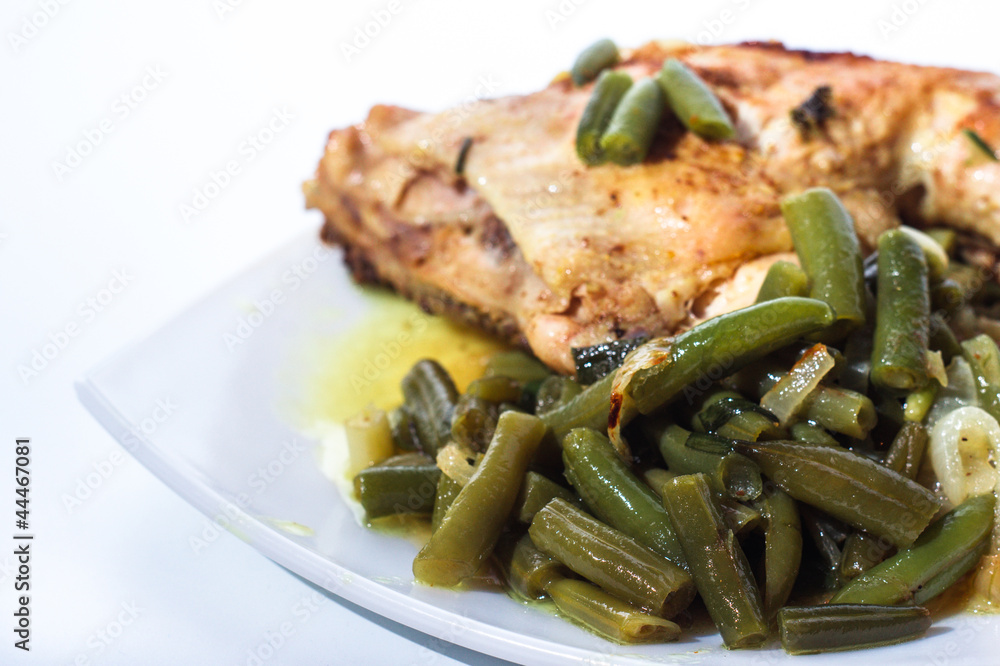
840;531;893;581
535;375;583;415
871;229;931;391
575;70;633;165
657;58;735;139
430;473;462;532
841;321;875;394
354;453;440;519
962;333;1000;423
754;260;809;304
388;406;420;451
541;371;614;445
547;578;681;644
884;420;928;479
562;428;687;566
485;350;551;383
529;498;695;617
570;38;619;86
599;78;665;166
800;505;848;590
839;420;927;577
497;533;565;601
802;386;876;439
661;473;767;649
898;226;949;282
781;188;867;337
755;487;801;617
515;471;580;524
450;394;498;452
414;412;546;587
778;604;931;655
465;375;522;404
719;498;763;536
401;359;459;457
688;438;941;547
832;493;996;605
788;421;840;447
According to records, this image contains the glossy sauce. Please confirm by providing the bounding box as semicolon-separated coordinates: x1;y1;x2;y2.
304;288;508;424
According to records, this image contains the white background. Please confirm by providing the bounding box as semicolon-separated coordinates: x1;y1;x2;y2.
2;0;999;664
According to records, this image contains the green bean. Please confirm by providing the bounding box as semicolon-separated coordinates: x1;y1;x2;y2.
641;467;680;496
688;438;942;547
656;58;735;140
541;371;614;445
718;498;764;536
570;38;619;86
618;297;835;419
572;336;649;384
534;375;583;415
840;530;892;581
485;350;551;383
929;313;963;363
832;493;996;605
841;322;874;394
898;226;949;282
497;533;565;601
727;357;787;400
788;421;840;447
962;333;1000;423
871;229;930;391
450;394;498;453
780;188;866;337
661;473;767;649
354;453;440;519
464;375;521;404
562;428;687;566
755;260;809;304
884;421;927;479
692;397;780;441
802;386;876;439
931;279;964;314
529;498;695;617
653;424;761;500
904;383;938;423
388;406;420;451
575;70;633;166
599;78;665;166
401;359;459;457
755;487;801;617
800;505;848;590
515;471;579;524
834;426;918;572
546;578;682;644
778;604;931;655
414;412;546;587
925;227;957;255
430;473;462;532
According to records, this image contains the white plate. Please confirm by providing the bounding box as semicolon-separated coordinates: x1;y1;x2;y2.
77;231;1000;665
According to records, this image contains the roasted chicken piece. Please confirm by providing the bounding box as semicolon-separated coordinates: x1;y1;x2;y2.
305;41;1000;373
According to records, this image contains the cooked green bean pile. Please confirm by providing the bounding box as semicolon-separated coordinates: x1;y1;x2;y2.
345;185;1000;653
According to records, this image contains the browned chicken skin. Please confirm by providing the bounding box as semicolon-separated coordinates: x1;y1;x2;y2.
305;41;1000;373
